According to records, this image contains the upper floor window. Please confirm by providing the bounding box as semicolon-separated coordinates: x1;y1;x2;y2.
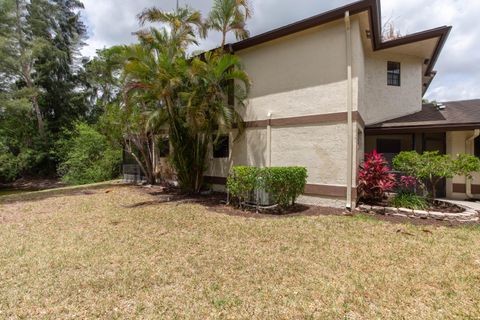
387;61;401;86
213;135;229;158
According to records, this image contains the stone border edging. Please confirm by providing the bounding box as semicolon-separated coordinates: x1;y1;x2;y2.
357;203;479;223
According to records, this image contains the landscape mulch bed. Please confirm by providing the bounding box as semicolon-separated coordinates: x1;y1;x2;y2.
133;185;475;227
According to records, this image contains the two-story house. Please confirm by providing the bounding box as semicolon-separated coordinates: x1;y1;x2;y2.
147;0;480;209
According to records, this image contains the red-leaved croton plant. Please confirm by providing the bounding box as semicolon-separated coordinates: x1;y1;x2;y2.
358;150;396;203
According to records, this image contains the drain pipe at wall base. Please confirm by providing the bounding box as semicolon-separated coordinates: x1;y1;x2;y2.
267;112;272;167
465;129;480;198
345;11;354;210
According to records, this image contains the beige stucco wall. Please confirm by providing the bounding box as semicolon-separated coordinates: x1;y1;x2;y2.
205;128;267;178
363;52;423;125
446;130;480;199
352;20;366;118
207;123;350;185
205;16;435;208
236;19;365;121
270;123;349;186
205;121;360;208
204;18;368;208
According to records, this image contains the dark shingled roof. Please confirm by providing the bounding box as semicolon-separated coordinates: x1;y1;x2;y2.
366;99;480;133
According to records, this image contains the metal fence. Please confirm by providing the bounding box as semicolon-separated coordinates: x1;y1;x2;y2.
123;164;146;183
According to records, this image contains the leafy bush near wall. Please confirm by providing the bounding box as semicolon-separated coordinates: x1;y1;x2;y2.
226;166;260;204
262;167;308;207
227;166;308;208
393;151;480;199
453;154;480;179
358;150;396;203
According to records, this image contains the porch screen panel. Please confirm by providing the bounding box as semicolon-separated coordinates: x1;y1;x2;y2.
377;139;401;164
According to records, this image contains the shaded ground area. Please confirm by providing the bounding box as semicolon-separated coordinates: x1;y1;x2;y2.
0;177;65;197
1;184;480;319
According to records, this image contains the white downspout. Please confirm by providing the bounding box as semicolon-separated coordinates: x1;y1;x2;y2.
152;137;157;183
267;112;272;167
345;11;353;210
465;129;480;198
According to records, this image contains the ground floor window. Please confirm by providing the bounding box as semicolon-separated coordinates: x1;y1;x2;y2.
159;137;170;158
213;135;229;158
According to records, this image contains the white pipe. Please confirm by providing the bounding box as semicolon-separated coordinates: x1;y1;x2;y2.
267;112;272;167
465;129;480;198
152;137;157;182
345;11;353;210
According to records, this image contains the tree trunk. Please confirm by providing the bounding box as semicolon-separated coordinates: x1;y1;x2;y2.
431;179;437;200
221;28;227;49
16;0;45;136
31;90;45;136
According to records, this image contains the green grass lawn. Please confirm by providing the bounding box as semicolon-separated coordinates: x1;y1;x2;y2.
1;185;479;319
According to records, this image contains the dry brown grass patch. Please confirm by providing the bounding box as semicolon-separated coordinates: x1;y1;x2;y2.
0;185;479;319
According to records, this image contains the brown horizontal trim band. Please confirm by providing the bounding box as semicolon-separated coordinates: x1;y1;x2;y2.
365;123;480;134
204;176;227;185
205;176;357;199
305;184;357;198
162;111;365;132
452;183;480;194
245;119;268;128
245;111;365;128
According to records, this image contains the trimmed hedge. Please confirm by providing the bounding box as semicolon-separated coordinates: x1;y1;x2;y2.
227;166;308;208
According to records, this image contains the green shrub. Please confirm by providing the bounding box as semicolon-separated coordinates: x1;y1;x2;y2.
391;191;428;210
0;144;19;183
226;166;308;208
262;167;308;207
57;123;122;185
454;154;480;179
393;151;480;199
393;151;454;199
226;166;259;203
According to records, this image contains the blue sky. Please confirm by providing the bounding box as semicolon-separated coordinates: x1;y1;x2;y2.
80;0;480;102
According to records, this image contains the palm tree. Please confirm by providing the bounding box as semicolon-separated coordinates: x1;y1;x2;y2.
178;51;250;191
122;4;251;191
207;0;251;48
137;6;205;53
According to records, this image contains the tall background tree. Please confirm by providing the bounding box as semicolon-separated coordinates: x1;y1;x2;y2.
0;0;46;136
0;0;252;189
0;0;103;182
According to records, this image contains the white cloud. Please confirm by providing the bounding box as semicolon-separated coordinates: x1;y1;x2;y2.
80;0;480;101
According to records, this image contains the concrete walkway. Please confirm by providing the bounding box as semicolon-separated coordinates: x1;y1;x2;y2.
441;199;480;212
